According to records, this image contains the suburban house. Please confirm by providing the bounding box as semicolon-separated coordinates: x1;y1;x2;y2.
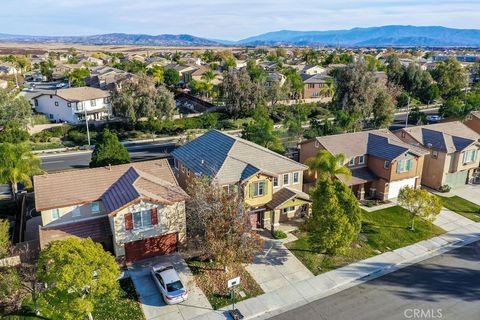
85;66;133;91
395;122;480;189
301;73;333;99
299;129;428;200
33;160;189;263
32;87;112;123
265;72;286;87
171;130;310;230
301;64;326;75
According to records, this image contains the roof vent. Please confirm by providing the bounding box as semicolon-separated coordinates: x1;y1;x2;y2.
201;159;205;165
427;143;433;148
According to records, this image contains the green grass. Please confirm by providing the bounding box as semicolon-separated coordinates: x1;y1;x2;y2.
187;258;263;310
437;195;480;222
286;206;445;275
3;278;145;320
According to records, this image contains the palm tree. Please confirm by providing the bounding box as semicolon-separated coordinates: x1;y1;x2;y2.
0;143;44;197
306;150;352;181
320;79;336;98
201;70;217;84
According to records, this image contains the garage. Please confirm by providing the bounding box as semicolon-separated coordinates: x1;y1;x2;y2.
125;233;177;263
387;177;417;199
445;171;468;188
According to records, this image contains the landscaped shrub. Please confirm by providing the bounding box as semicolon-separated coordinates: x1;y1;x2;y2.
31;130;52;143
31;114;51;125
439;185;451;193
49;125;72;138
273;230;288;239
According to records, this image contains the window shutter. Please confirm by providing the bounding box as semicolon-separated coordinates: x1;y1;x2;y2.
407;159;413;171
263;181;268;195
396;162;401;174
125;213;133;230
151;207;158;225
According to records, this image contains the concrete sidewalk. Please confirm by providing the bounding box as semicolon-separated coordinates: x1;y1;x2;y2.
192;220;480;320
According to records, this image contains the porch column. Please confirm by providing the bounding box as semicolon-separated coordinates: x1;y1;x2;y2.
358;184;365;200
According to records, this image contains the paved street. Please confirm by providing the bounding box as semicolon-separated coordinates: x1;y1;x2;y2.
269;241;480;320
39;141;177;172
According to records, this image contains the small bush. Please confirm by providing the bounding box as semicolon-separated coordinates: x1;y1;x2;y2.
273;230;288;239
439;185;451;193
31;130;52;143
31;114;51;125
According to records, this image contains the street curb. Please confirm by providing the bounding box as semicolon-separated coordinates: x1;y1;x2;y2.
248;228;480;320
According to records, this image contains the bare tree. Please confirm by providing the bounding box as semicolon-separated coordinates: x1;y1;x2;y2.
186;177;264;268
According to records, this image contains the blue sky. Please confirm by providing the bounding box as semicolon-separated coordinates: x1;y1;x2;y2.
1;0;479;40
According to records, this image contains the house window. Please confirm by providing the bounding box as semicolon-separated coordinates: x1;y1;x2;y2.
463;149;478;164
273;177;279;188
34;99;38;106
49;114;54;119
348;158;355;166
384;161;390;169
51;208;60;221
67;102;71;108
396;159;414;173
358;155;365;165
283;173;289;185
76;102;84;111
91;202;100;214
54;101;59;106
91;99;97;107
133;210;152;229
103;97;110;104
293;172;300;184
432;150;438;159
281;206;295;214
72;205;81;217
252;181;266;197
308;83;315;89
49;95;53;99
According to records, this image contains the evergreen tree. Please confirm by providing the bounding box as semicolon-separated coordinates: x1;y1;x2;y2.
89;129;130;168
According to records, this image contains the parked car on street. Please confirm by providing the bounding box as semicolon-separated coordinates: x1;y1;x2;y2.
426;115;443;123
150;264;188;304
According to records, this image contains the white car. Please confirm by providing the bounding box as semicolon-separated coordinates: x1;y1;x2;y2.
150;264;188;304
426;115;443;123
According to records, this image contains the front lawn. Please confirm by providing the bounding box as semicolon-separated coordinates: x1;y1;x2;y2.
437;195;480;222
286;206;445;275
186;258;264;310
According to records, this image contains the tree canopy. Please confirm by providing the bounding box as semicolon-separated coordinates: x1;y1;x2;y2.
242;106;284;154
398;187;442;231
163;68;180;86
37;238;120;320
66;68;91;87
431;57;468;99
307;178;362;254
89;129;131;168
0;88;32;128
112;74;176;123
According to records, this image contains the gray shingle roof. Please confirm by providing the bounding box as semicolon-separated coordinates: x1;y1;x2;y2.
401;122;479;153
309;129;426;161
172;130;307;185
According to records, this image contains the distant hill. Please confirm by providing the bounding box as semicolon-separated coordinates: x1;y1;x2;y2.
237;26;480;47
0;26;479;47
0;33;222;46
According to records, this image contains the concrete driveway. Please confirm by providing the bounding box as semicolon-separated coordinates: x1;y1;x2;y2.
246;236;314;293
450;184;480;206
128;253;212;320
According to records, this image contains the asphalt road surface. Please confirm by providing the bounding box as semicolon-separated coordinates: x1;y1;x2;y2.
40;141;177;172
270;241;480;320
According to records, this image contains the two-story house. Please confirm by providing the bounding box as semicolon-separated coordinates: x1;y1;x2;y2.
395;122;480;189
300;129;428;200
33;160;188;263
301;73;333;99
171;130;310;230
32;87;112;124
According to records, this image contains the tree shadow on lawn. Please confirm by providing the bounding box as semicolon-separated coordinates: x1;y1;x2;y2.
361;221;408;234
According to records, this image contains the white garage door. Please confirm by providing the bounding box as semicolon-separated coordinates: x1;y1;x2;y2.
388;177;417;199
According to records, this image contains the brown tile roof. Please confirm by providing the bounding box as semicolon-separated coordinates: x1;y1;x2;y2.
266;188;310;210
34;159;187;212
40;216;111;248
338;167;377;186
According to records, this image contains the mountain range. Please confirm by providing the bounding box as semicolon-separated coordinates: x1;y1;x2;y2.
1;26;479;47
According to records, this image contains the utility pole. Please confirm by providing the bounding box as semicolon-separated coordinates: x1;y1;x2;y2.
405;96;411;128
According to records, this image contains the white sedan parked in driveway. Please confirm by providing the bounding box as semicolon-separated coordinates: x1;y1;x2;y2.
150;264;188;304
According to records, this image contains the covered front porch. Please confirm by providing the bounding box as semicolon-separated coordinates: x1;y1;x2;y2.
340;167;379;200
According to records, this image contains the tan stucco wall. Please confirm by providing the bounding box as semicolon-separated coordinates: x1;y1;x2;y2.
111;201;186;257
464;117;480;135
41;201;106;227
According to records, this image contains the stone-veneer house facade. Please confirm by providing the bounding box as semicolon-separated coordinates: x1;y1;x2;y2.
33;160;188;263
300;129;428;200
171;130;310;230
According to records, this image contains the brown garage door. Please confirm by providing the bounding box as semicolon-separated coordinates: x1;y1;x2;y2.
125;233;177;263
